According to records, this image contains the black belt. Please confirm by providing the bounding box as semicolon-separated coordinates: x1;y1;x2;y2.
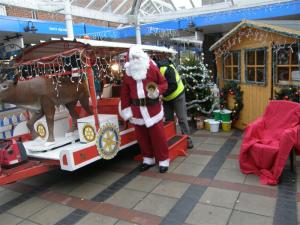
131;98;159;106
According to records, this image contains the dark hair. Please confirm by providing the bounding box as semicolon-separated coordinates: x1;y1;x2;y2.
152;55;159;63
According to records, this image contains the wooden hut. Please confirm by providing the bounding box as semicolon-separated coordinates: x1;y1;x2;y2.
210;20;300;130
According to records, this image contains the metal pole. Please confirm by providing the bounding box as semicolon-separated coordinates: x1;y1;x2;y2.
65;0;74;39
86;58;100;131
135;15;142;44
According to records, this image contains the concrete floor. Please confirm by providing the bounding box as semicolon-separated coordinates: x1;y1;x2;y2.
0;128;298;225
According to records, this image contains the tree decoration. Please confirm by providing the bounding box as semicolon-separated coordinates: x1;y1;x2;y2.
275;86;300;102
178;55;217;118
219;81;243;122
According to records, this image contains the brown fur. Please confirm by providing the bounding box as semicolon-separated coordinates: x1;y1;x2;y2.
0;76;92;142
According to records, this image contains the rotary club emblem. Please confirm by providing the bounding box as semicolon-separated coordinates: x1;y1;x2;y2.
96;123;120;160
83;124;96;142
36;123;46;139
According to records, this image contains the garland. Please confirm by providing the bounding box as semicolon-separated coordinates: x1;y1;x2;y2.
219;81;243;122
275;86;300;102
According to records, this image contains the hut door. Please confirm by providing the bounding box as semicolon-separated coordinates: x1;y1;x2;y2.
238;47;271;129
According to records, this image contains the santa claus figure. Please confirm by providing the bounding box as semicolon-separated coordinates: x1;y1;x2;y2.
119;45;169;173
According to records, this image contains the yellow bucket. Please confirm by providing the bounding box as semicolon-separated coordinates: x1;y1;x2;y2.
222;121;232;132
204;119;214;130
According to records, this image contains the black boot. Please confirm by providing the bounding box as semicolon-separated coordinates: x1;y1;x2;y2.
159;166;168;173
187;137;194;149
139;163;155;172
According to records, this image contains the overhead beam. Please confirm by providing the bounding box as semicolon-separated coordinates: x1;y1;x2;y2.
139;9;149;16
140;0;151;9
130;0;143;15
168;0;177;10
113;0;130;13
189;0;195;8
71;5;128;23
99;0;114;12
152;0;174;11
149;0;161;13
0;0;129;23
85;0;97;8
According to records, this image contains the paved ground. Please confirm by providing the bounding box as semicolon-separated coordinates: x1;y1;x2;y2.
0;128;298;225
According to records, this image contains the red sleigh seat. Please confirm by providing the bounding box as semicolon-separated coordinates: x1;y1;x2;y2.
239;100;300;185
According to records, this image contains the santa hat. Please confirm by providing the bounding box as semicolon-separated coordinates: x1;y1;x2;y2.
125;45;149;76
128;45;147;61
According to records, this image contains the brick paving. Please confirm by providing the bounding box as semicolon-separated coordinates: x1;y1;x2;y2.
0;129;298;225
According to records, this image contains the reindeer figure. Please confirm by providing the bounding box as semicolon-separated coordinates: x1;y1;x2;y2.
0;74;92;143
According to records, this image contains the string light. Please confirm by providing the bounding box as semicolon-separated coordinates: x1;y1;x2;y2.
214;29;297;58
14;49;126;98
111;63;120;72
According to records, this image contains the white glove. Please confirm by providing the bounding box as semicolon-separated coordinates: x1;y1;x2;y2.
147;88;159;99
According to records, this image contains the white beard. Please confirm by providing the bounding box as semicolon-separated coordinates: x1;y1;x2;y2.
125;56;150;81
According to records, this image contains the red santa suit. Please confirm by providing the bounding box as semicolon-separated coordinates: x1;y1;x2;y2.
119;45;169;167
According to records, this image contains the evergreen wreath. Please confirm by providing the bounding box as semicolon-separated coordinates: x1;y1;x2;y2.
219;81;243;122
275;86;300;102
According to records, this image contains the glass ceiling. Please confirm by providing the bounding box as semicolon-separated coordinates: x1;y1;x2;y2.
0;0;291;25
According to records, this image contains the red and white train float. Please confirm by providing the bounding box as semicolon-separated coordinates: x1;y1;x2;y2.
0;39;188;185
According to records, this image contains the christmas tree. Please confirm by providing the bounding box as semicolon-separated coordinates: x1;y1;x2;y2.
178;54;217;118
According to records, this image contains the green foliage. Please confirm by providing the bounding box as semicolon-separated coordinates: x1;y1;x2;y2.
179;55;215;118
275;86;300;102
219;81;243;122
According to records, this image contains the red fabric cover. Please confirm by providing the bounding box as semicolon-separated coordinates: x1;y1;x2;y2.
239;100;300;185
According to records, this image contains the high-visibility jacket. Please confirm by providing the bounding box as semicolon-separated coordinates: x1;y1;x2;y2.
160;64;184;101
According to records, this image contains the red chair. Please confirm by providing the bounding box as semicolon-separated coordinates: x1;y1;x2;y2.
239;100;300;185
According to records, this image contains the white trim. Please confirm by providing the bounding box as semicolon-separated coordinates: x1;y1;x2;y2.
118;101;133;121
129;108;164;127
143;157;155;165
144;107;164;127
59;149;76;171
130;117;145;125
119;140;138;150
121;107;133;121
159;158;170;167
136;80;145;98
9;159;19;165
140;106;152;127
119;127;135;135
136;79;163;127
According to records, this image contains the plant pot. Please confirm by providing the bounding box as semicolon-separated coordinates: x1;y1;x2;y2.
204;119;215;131
220;109;232;122
209;120;220;133
222;121;232;132
213;110;221;121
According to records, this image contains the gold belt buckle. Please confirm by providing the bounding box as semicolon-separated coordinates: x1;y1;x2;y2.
139;98;146;106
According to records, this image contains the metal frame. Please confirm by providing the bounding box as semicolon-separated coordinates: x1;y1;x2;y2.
0;0;294;24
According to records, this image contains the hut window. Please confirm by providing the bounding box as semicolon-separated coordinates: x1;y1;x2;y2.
274;44;300;84
222;51;240;81
245;48;266;84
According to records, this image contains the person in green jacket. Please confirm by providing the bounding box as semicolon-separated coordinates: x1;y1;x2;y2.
155;58;193;149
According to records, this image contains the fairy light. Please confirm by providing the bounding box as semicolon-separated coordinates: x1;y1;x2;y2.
111;63;120;72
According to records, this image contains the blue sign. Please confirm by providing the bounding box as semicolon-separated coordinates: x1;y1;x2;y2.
0;0;299;39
